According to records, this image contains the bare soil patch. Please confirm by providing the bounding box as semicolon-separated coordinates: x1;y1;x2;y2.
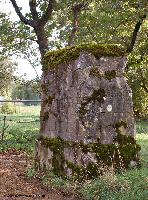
0;149;82;200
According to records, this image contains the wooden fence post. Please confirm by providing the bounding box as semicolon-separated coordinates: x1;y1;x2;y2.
1;115;6;141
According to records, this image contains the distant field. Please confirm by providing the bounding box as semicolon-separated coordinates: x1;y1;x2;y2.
0;105;40;133
16;105;41;115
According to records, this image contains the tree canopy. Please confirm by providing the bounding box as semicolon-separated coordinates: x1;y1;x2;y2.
0;0;147;116
0;57;16;97
0;1;147;56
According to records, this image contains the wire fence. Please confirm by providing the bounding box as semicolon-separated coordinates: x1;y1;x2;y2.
0;100;41;141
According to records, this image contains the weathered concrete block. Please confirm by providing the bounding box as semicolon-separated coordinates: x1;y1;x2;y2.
35;44;140;178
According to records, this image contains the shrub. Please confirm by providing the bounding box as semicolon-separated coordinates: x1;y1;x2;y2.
0;102;16;114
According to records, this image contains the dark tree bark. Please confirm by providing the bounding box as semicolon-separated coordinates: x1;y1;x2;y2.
127;13;147;53
10;0;55;59
68;2;89;46
39;0;54;26
10;0;35;27
139;69;148;93
34;25;49;58
29;0;39;21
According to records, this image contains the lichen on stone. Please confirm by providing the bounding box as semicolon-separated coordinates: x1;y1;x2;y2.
79;88;106;119
104;70;117;80
89;67;102;78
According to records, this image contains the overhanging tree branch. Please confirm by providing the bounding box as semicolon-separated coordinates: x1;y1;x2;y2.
139;68;148;93
127;13;147;53
10;0;54;58
68;2;89;46
10;0;35;27
29;0;39;21
39;0;55;26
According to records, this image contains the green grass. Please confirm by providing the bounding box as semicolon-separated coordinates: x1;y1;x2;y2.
80;167;148;200
0;105;40;154
16;105;41;115
136;120;148;134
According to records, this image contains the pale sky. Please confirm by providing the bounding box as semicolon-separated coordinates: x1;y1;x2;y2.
1;0;30;20
0;0;42;79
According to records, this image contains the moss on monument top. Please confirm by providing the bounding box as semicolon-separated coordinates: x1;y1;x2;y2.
43;43;126;70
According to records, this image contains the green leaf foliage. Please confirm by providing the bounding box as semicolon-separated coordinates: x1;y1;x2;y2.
0;0;147;117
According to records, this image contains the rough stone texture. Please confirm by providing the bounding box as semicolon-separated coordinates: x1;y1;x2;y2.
40;52;135;140
36;50;138;176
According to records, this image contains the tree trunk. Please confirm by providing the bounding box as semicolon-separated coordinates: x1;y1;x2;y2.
34;25;49;59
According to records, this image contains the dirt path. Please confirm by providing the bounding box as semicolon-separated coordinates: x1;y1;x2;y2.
0;149;82;200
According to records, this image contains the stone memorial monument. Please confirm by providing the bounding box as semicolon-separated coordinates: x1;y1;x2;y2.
35;43;140;179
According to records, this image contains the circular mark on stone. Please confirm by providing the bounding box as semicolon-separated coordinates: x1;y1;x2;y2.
107;105;112;112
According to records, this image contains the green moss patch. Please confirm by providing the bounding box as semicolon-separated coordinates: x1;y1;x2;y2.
113;121;136;144
105;70;117;80
41;84;48;94
38;133;141;180
39;136;66;176
43;95;55;106
43;111;49;121
43;43;126;70
89;68;117;81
